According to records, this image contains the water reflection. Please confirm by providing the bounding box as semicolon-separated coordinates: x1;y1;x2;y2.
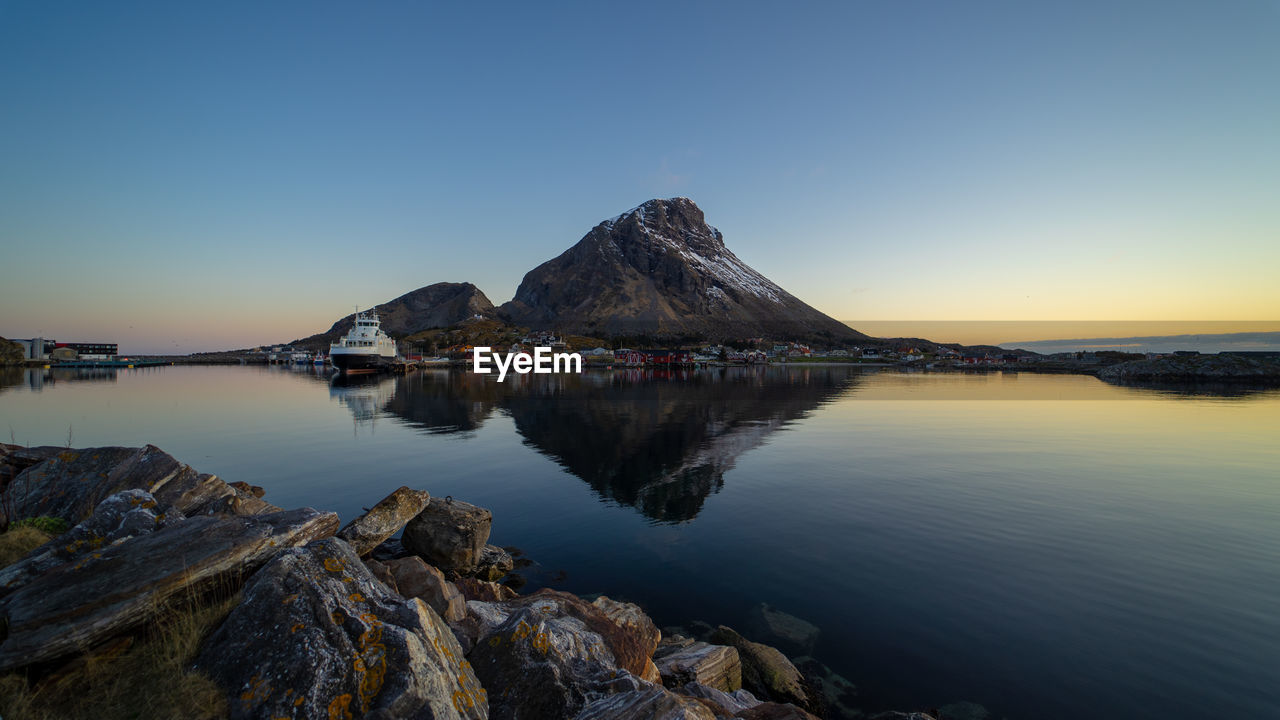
329;374;397;428
385;370;503;435
381;367;861;522
0;367;125;394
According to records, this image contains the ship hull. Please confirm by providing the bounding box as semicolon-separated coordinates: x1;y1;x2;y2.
330;351;394;374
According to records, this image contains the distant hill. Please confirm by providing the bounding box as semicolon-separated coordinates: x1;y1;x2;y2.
1003;331;1280;355
0;337;23;366
499;198;868;344
291;282;494;349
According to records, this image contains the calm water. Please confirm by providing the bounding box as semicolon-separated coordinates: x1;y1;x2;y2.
2;365;1278;719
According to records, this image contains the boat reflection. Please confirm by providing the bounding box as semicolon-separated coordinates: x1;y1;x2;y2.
329;373;398;429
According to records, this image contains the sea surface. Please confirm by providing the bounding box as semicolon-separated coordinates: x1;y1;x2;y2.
2;364;1278;719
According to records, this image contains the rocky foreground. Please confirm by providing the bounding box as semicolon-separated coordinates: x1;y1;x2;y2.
0;444;937;720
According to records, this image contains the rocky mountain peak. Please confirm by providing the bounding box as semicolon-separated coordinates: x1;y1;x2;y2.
500;198;865;343
594;197;725;258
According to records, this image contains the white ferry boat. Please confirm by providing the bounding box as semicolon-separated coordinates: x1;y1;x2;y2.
330;310;397;373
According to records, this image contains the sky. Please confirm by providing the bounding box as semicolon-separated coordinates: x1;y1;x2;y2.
1;1;1277;354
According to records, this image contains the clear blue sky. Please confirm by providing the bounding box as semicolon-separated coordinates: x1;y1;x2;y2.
2;1;1277;353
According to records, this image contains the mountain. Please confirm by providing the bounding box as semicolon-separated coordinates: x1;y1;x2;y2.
499;198;868;343
292;282;494;348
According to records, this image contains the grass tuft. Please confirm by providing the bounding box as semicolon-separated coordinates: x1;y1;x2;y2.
0;526;51;568
0;590;240;720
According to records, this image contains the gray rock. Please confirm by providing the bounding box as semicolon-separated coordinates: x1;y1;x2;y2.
575;686;716;720
152;468;236;516
388;555;467;623
474;544;514;581
654;637;742;693
0;489;180;597
196;537;487;720
676;681;761;715
467;600;617;720
708;626;819;715
2;445;184;522
338;486;431;556
0;443;265;523
403;497;492;573
0;507;338;672
465;589;661;720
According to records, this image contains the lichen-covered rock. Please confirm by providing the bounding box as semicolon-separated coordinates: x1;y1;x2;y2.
0;444;66;487
474;544;514;581
403;497;492;573
196;537;487;720
468;604;614;720
654;636;742;692
0;489;180;597
338;486;431;556
2;445;185;522
0;507;338;672
574;686;716;720
467;589;659;720
388;555;467;623
0;444;256;523
708;626;818;715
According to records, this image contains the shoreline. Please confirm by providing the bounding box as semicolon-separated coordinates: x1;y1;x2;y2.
0;442;932;720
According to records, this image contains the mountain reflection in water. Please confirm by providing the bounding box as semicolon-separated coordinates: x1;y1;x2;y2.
355;367;860;522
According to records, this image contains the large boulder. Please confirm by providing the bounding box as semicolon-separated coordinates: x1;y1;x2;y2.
338;486;431;556
403;497;492;573
592;595;662;684
466;590;656;720
196;537;487;720
574;686;716;720
708;626;819;715
388;555;467;623
653;636;742;692
0;489;179;597
0;444;246;523
0;507;338;672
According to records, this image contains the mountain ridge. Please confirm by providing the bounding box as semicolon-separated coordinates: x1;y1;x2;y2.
499;197;867;343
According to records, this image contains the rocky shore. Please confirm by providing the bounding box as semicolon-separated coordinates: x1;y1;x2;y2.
1097;353;1280;383
0;443;940;720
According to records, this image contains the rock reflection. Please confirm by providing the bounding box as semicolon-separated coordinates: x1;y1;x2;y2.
382;366;861;522
384;369;504;435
